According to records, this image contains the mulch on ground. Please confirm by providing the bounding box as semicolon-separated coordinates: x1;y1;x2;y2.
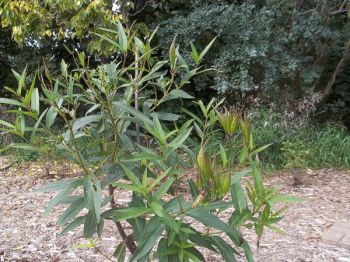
1;157;350;262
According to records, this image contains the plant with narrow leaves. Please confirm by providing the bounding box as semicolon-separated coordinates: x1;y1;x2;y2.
0;23;302;262
186;99;304;249
217;107;239;137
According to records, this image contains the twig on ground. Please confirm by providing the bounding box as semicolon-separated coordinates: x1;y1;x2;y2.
0;162;16;172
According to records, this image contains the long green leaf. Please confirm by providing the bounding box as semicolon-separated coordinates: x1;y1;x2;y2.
219;144;228;167
211;236;238;262
169;89;194;99
57;197;86;226
130;152;164;162
250;144;272;156
114;102;153;126
153;114;166;144
252;164;264;197
267;195;305;205
83;176;94;209
84;210;97;238
131;218;165;261
36;179;79;192
241;240;254;262
199;37;217;60
29;82;38;112
0;98;25;107
24;75;35;106
31;109;48;141
149;201;164;217
190;42;200;65
58;216;85;237
154;177;175;201
45;180;82;214
185;247;205;262
114;182;144;193
72;114;101;132
117;21;128;53
169;127;193;148
113;207;151;221
128;217;147;242
188;231;218;253
188;179;200;198
92;32;121;49
119;163;141;186
157;238;169;262
160;213;179;232
186;208;239;238
169;35;177;68
231;169;251;184
45;98;63;128
0;120;14;129
155;112;180;122
182;108;204;126
231;182;248;214
114;243;126;262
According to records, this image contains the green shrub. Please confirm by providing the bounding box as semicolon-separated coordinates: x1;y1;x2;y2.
0;24;300;261
250;108;350;170
306;125;350;168
151;0;347;107
281;141;310;169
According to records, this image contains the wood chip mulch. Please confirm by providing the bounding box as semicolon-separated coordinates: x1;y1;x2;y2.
1;157;350;262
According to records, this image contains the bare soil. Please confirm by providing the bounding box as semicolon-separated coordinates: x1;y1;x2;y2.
1;157;350;262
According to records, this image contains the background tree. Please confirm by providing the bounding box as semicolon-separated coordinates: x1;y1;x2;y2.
0;0;133;96
1;0;350;124
138;0;350;124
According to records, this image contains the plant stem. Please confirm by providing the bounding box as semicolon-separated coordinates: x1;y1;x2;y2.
108;185;137;253
135;49;141;145
54;103;89;175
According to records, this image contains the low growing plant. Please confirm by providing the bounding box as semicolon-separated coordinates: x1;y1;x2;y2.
307;125;350;168
246;108;350;170
281;141;310;169
0;23;302;261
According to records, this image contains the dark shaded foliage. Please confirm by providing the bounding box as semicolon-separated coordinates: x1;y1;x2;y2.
138;0;350;123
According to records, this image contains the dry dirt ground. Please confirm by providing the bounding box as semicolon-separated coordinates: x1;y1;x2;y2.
1;157;350;262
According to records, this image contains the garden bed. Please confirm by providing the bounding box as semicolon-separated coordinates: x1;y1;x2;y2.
1;157;350;261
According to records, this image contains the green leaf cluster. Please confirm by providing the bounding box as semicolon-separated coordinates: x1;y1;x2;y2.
0;24;302;261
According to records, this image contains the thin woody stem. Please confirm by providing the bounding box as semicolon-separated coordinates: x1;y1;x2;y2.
108;185;137;253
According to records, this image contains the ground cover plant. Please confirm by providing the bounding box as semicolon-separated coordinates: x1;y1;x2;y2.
0;24;302;261
249;108;350;170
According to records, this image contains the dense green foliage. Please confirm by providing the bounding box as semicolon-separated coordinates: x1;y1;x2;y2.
1;0;349;122
1;0;349;166
189;107;350;170
6;107;349;170
0;0;142;96
1;2;348;260
251;109;350;169
0;26;303;261
152;1;348;104
0;0;121;53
